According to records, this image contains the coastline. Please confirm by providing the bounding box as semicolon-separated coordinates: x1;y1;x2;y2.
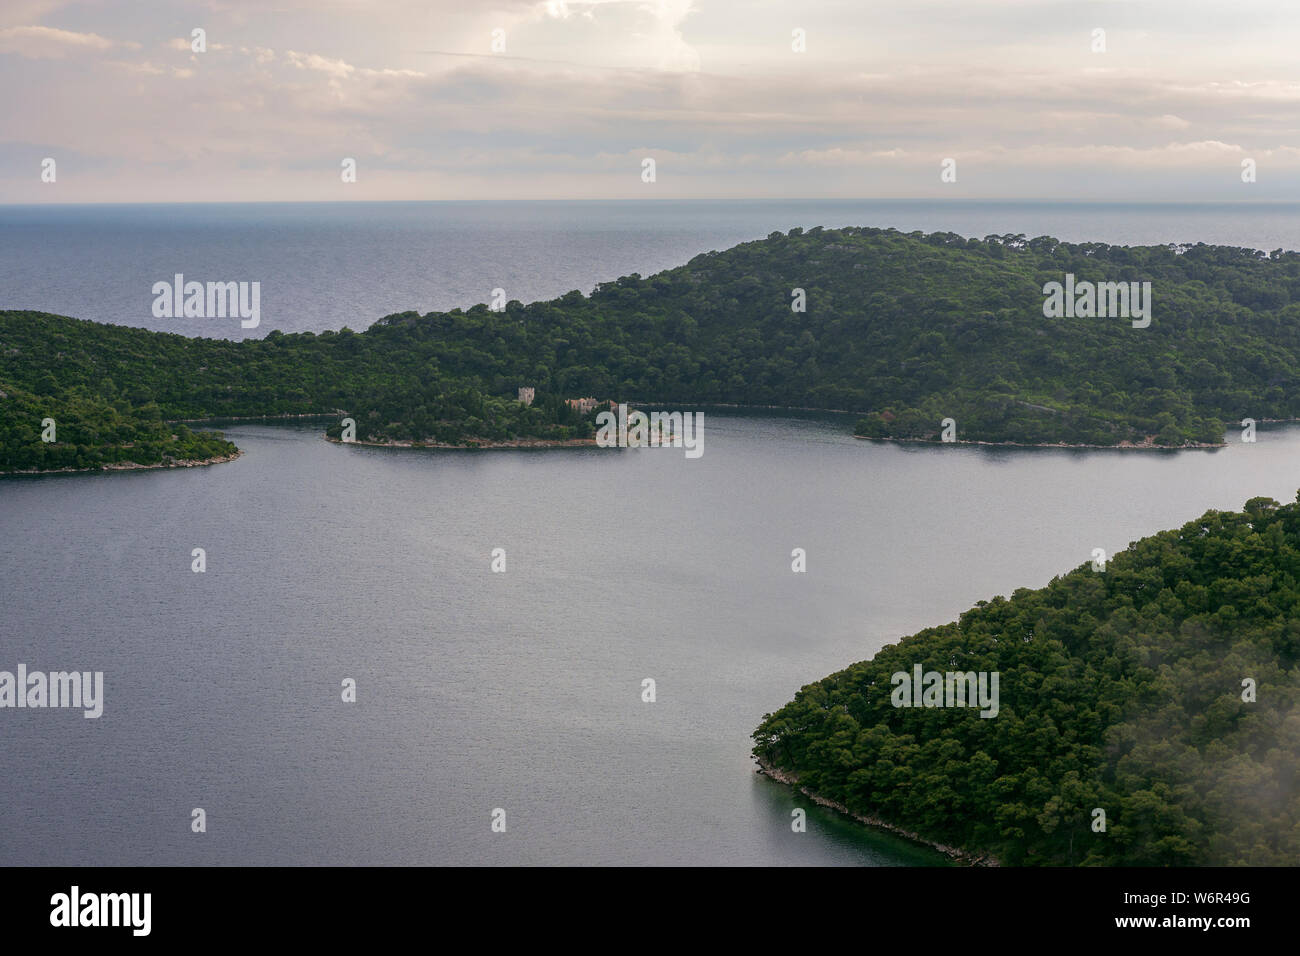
853;434;1225;450
171;402;1261;452
173;412;339;424
324;435;597;450
155;401;1275;454
624;399;1234;450
0;449;243;477
328;426;1224;453
754;756;1001;866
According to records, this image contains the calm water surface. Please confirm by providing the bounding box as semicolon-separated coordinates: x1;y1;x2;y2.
3;411;1299;865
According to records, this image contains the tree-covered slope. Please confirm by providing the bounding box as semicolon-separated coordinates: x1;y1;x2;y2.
0;380;235;472
7;225;1300;469
752;494;1300;866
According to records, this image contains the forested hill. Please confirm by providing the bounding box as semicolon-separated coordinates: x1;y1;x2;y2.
7;225;1300;469
753;493;1300;866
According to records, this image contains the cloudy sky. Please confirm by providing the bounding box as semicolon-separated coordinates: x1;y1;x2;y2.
3;0;1300;202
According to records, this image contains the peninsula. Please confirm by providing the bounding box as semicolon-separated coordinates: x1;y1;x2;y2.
753;494;1300;866
7;226;1300;472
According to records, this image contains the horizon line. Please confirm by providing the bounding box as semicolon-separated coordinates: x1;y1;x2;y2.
5;197;1300;208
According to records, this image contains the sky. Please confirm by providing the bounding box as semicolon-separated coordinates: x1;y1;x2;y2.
3;0;1300;202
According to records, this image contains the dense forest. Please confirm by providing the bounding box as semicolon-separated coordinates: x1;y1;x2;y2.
753;494;1300;865
322;386;595;445
7;225;1300;469
0;380;235;472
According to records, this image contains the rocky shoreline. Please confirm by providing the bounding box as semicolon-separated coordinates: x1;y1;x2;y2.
755;757;1001;866
853;434;1224;450
625;400;1232;449
325;435;597;450
176;403;1249;452
172;412;339;424
1;449;243;476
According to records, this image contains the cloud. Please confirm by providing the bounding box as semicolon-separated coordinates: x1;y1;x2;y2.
285;50;356;79
359;67;425;78
0;2;76;31
0;25;117;58
5;0;1300;201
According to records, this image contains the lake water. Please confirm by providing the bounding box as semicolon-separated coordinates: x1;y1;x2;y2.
4;410;1300;865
